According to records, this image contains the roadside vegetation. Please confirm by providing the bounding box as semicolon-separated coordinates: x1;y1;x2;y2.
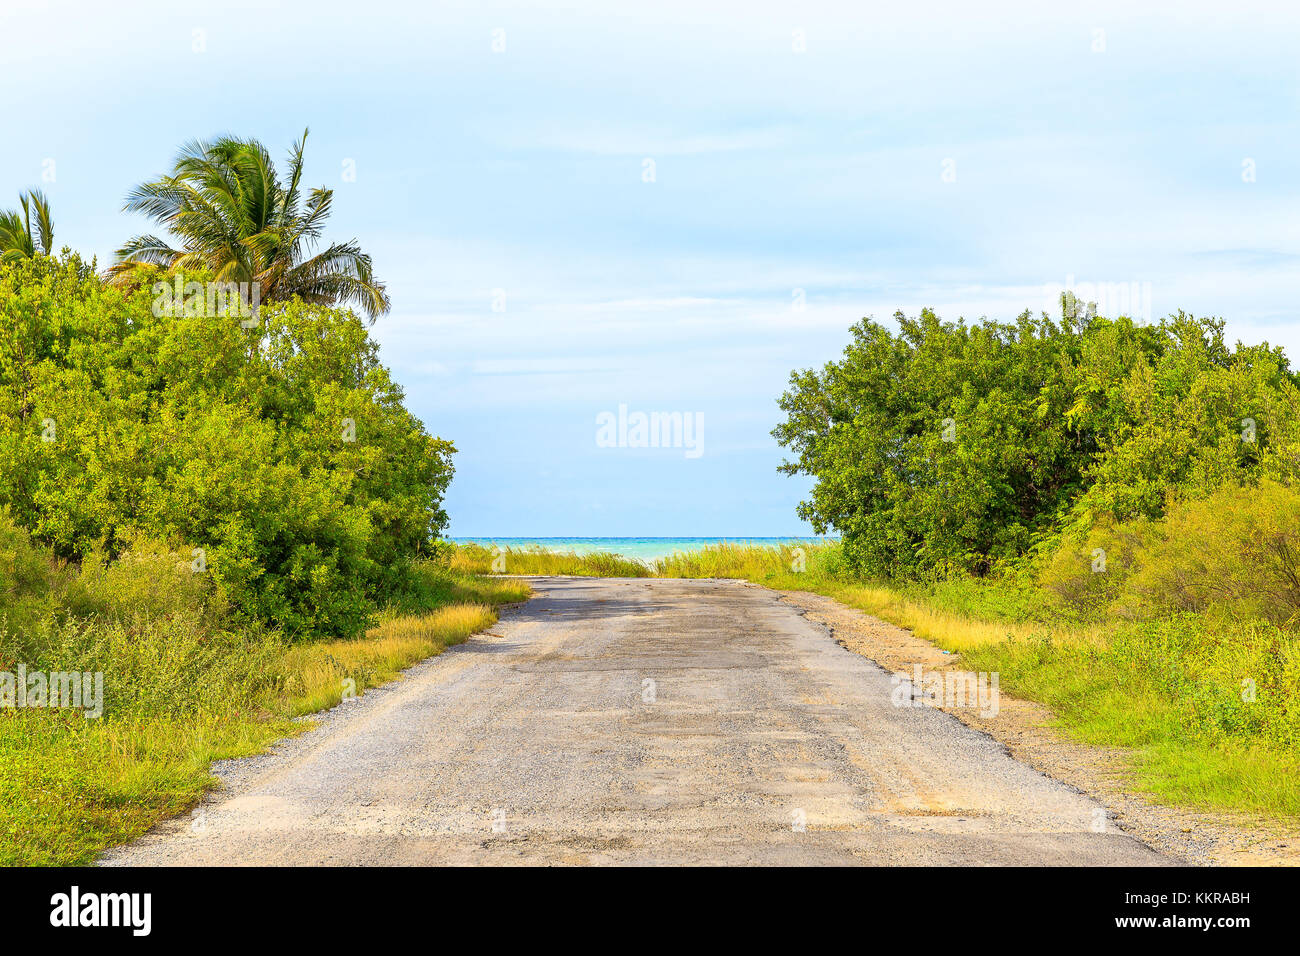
660;305;1300;819
450;542;651;577
772;304;1300;580
0;512;528;865
2;253;449;639
0;143;509;866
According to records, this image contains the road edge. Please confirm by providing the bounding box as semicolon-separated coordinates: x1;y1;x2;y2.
770;585;1300;867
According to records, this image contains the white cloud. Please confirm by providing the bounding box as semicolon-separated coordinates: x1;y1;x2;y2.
490;125;796;157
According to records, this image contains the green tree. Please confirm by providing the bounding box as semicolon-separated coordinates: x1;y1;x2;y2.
108;129;390;322
0;254;450;638
774;303;1300;579
774;308;1090;576
0;190;55;263
1062;312;1300;534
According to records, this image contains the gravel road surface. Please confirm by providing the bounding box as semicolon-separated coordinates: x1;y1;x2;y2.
102;577;1170;865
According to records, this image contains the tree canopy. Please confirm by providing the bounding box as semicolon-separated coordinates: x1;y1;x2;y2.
0;189;55;263
109;129;390;322
0;254;451;637
774;304;1300;579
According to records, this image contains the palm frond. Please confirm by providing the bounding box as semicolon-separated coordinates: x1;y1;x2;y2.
280;128;309;227
0;207;36;262
24;190;54;254
107;235;185;281
114;130;388;320
284;240;390;321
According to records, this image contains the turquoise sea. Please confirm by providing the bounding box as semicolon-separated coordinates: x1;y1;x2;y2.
447;537;837;562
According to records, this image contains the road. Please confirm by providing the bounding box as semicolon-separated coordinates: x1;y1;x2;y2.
102;577;1169;865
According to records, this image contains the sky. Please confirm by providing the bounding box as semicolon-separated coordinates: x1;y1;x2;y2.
3;0;1298;535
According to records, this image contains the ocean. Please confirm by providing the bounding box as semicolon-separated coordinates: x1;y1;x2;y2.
446;537;837;562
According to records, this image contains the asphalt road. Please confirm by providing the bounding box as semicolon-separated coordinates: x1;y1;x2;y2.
102;577;1169;865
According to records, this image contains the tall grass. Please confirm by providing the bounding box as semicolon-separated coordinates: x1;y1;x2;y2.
281;602;504;716
450;542;651;577
0;519;529;865
651;541;812;578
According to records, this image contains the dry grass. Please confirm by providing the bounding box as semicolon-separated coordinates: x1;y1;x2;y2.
282;603;501;716
449;542;651;577
808;579;1106;654
0;562;529;866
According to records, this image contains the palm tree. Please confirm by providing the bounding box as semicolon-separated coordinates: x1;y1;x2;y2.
109;128;389;321
0;189;55;263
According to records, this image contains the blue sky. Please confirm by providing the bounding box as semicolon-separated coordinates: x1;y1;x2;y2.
3;0;1298;535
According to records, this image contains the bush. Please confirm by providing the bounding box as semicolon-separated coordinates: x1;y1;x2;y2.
774;305;1300;579
1039;520;1149;616
0;508;69;634
69;537;227;625
774;309;1090;577
0;255;454;638
1121;481;1300;625
1040;480;1300;626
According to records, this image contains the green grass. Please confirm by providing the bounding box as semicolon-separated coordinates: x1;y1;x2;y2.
0;558;529;866
450;542;652;577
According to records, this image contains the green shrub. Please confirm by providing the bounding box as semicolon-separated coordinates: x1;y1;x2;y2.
1039;520;1149;616
0;508;71;634
1042;481;1300;625
1120;481;1300;625
68;537;227;625
775;305;1300;579
0;254;454;639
